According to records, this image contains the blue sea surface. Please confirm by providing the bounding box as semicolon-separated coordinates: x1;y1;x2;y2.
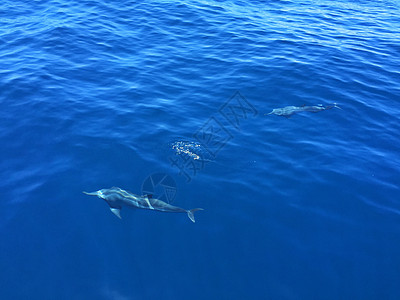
1;0;399;299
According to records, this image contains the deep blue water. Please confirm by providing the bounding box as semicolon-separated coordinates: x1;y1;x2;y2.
1;0;400;299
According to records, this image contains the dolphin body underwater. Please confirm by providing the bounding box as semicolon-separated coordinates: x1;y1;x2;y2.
83;187;203;223
266;103;341;118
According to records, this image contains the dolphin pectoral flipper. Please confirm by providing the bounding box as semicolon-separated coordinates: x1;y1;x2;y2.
110;207;122;219
187;208;204;223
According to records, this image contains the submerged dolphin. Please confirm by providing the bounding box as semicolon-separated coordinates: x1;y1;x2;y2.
83;187;203;223
266;103;341;118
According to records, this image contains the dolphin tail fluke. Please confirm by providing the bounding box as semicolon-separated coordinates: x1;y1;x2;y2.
333;103;342;110
187;208;204;223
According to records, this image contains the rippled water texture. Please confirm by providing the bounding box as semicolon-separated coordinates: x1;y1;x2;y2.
0;0;399;299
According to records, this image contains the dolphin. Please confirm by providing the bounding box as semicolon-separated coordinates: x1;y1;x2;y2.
265;103;341;118
83;187;203;223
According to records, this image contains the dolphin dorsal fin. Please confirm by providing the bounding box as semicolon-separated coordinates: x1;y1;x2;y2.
110;208;122;219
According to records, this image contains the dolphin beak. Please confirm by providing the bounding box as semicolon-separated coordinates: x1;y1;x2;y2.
83;191;99;196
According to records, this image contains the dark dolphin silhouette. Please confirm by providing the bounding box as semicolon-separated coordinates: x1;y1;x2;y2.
83;187;203;223
266;103;341;118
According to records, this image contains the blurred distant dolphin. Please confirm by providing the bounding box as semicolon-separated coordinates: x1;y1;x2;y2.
83;187;203;223
266;103;341;118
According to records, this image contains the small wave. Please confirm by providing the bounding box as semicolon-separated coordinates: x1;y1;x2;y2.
169;140;214;162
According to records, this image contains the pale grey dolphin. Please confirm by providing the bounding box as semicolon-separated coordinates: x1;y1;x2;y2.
83;187;203;223
266;103;341;118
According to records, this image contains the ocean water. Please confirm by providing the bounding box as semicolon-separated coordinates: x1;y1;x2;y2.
1;0;399;299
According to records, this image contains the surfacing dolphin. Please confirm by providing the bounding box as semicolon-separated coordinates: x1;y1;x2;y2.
83;187;203;223
266;103;341;118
